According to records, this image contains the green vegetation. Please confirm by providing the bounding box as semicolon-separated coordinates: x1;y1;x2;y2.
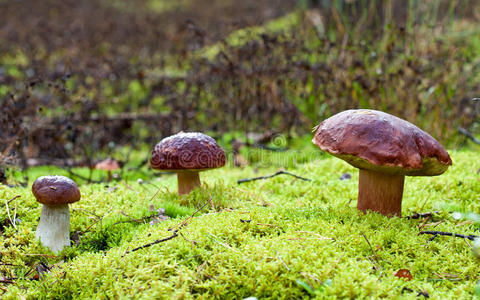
1;147;479;298
1;0;480;298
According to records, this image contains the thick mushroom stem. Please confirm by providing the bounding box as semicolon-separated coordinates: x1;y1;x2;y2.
357;169;405;217
177;171;201;195
35;204;71;254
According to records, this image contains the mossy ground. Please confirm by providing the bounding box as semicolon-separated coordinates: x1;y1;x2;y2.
1;145;480;299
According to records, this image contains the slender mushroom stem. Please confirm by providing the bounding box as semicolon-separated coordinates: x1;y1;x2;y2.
177;171;201;195
35;204;71;254
357;169;405;217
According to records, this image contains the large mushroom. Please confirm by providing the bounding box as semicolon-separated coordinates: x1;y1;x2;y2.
150;132;226;195
32;175;81;253
312;109;452;217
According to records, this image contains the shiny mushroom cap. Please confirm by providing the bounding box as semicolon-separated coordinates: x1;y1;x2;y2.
150;132;226;171
95;158;120;171
32;175;81;206
312;109;452;176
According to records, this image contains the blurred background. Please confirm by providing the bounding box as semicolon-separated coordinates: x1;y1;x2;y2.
0;0;479;179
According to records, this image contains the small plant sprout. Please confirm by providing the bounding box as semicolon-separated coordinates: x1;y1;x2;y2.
150;132;226;195
32;175;81;253
313;109;452;217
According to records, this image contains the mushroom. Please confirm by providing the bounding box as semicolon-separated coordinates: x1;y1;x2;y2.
312;109;452;217
150;132;226;195
32;175;81;253
95;158;120;182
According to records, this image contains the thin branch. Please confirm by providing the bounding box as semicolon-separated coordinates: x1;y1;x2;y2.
169;199;210;232
237;170;311;184
419;230;478;241
67;169;102;184
360;232;382;270
458;127;480;145
404;211;439;219
207;233;240;253
124;198;210;255
275;250;290;271
2;195;20;207
125;231;179;254
4;196;18;230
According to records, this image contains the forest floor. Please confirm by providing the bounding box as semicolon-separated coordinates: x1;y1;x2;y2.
1;141;479;299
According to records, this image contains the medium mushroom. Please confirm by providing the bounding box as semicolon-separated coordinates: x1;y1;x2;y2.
312;109;452;217
150;132;226;195
32;175;81;253
95;158;120;182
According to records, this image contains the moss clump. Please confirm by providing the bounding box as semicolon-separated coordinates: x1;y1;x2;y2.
0;149;479;299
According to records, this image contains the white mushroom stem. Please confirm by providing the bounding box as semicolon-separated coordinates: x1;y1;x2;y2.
177;171;200;195
357;169;405;217
35;204;71;254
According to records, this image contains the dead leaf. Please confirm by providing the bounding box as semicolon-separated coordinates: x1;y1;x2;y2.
394;269;412;281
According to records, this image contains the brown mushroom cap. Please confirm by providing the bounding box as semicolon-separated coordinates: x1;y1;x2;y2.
312;109;452;176
95;158;120;171
32;176;81;206
150;132;226;171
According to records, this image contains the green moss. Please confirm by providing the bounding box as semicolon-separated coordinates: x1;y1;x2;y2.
0;149;479;298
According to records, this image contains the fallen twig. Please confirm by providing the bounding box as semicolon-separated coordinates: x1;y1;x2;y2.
275;250;290;271
125;231;179;254
67;169;102;184
169;199;210;232
419;230;478;241
458;127;480;145
3;195;20;207
0;278;15;284
124;199;210;255
405;211;439;220
4;196;18;230
207;233;240;253
360;232;383;270
114;212;158;225
237;170;311;184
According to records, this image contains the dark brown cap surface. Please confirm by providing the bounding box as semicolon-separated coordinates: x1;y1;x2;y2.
312;109;452;176
150;132;226;171
32;176;81;205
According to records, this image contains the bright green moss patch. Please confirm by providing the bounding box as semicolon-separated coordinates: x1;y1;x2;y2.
1;150;480;298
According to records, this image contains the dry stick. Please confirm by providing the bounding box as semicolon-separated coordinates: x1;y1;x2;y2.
3;195;20;207
207;233;240;253
169;200;210;232
67;169;102;184
458;127;480;145
78;214;106;235
114;213;158;225
237;170;311;184
404;211;439;219
119;212;144;223
360;232;383;270
126;231;179;254
419;231;478;241
0;278;14;284
124;200;210;255
4;197;17;230
275;250;290;271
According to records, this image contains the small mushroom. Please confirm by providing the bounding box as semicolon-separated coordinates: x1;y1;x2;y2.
95;158;120;182
313;109;452;217
150;132;226;195
32;176;81;253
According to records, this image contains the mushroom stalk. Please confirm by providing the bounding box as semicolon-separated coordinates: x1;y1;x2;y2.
177;171;200;195
35;204;71;254
357;169;405;217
